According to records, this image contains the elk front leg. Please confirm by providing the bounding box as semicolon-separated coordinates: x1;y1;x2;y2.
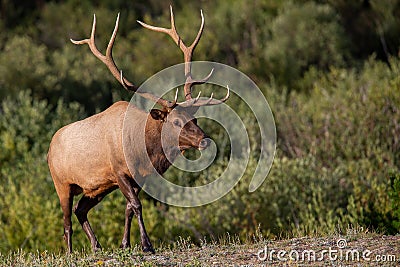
120;201;134;249
117;176;154;253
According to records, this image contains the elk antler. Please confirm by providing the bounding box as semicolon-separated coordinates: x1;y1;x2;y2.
138;6;230;107
71;13;177;108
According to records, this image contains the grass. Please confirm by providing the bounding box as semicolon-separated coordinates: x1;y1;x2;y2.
1;230;399;266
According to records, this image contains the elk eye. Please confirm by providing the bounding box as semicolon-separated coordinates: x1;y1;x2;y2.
173;119;182;127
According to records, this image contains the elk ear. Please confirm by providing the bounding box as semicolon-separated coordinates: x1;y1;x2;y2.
150;109;167;121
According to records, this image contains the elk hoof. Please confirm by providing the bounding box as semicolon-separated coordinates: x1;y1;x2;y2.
143;246;155;254
120;242;130;249
93;243;102;253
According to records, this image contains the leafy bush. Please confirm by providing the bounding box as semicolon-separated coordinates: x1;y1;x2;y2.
1;0;400;254
0;36;55;100
263;1;348;90
389;171;400;231
0;91;84;252
142;55;400;242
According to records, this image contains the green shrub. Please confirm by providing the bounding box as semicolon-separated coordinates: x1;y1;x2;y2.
1;0;399;253
0;91;84;252
263;1;348;90
389;171;400;232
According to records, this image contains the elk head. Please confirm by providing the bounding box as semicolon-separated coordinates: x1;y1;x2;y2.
71;6;229;154
150;107;210;152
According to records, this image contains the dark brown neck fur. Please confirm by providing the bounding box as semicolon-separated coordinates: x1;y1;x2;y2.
144;118;180;175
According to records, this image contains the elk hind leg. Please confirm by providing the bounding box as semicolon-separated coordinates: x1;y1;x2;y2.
120;201;134;249
73;195;103;251
58;187;74;253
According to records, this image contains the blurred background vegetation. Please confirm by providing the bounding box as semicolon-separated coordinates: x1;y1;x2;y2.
0;0;399;253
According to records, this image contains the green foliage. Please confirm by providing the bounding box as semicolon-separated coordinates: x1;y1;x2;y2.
267;56;400;236
147;56;400;242
0;91;84;252
263;1;348;90
329;0;400;60
0;36;54;100
0;0;400;255
2;0;400;107
389;171;400;231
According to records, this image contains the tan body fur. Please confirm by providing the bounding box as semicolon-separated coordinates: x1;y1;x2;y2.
48;101;128;198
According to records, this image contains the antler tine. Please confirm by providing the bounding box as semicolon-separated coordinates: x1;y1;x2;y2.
195;91;202;102
106;13;120;58
189;9;205;51
137;6;189;54
138;6;212;101
71;13;135;90
178;85;230;108
183;68;214;99
71;13;177;109
136;18;172;36
174;88;179;102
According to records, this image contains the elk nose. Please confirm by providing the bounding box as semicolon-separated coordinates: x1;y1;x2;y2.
199;138;211;150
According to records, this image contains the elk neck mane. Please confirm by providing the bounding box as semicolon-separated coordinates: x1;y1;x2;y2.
123;103;180;177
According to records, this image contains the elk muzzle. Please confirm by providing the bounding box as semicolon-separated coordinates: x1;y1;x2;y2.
198;137;211;150
178;123;210;151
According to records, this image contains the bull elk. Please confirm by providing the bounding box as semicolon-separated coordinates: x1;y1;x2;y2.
47;6;229;253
